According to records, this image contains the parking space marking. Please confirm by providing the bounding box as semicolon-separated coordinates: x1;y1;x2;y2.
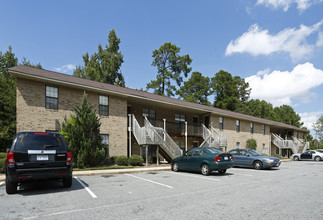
74;177;98;199
0;182;4;186
166;171;221;181
228;172;252;177
125;174;173;189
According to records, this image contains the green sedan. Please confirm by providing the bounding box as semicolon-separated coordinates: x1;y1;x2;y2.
171;147;233;175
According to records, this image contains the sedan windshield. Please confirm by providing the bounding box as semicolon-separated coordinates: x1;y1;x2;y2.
249;150;261;156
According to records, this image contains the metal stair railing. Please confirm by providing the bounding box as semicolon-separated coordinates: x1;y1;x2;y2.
131;114;147;145
199;124;227;149
131;114;182;159
210;127;227;148
144;117;182;159
271;133;298;154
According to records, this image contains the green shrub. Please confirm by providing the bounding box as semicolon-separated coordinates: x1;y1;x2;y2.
0;153;6;173
129;155;144;166
246;138;257;150
115;156;129;166
100;155;115;166
273;154;283;159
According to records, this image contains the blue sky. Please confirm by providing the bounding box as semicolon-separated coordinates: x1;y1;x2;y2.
1;0;323;134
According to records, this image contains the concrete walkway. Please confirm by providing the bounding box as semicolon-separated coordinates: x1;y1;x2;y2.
0;166;172;182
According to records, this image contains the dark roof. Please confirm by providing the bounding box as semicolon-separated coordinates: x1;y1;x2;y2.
9;65;305;131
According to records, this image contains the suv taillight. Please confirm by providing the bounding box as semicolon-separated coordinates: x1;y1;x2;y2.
7;152;15;165
66;152;72;162
214;155;220;162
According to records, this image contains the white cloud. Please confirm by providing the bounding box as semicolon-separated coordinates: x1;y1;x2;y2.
299;111;323;130
245;62;323;107
225;21;323;62
256;0;316;12
257;68;271;76
317;32;323;47
54;64;76;74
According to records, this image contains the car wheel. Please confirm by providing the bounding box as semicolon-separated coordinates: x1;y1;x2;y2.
201;164;210;176
172;162;179;172
253;161;263;170
293;156;299;161
63;175;72;188
314;156;321;162
5;177;17;194
218;169;226;175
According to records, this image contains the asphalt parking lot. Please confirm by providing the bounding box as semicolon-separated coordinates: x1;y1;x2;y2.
1;161;323;220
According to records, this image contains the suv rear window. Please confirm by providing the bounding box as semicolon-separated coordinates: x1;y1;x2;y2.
14;133;67;151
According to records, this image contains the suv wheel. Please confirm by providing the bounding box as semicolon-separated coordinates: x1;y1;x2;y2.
63;175;72;188
6;177;17;194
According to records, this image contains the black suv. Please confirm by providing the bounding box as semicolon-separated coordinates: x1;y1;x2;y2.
5;132;73;194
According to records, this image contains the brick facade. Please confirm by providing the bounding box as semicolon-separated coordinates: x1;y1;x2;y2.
16;78;127;157
12;66;308;160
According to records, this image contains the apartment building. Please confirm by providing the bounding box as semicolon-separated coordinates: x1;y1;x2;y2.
9;66;308;163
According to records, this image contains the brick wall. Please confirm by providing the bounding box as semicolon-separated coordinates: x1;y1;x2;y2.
210;115;271;153
16;78;127;157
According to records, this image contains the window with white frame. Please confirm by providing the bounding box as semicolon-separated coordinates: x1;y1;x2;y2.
175;114;185;129
101;134;109;154
219;117;224;130
250;122;254;134
262;143;266;154
262;125;265;135
236;120;240;132
45;86;58;109
236;142;240;149
99;95;109;116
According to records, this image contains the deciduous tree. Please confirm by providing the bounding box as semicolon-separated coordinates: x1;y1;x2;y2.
177;71;211;105
313;115;323;145
237;99;277;120
147;42;192;97
0;46;17;151
0;47;42;151
211;70;251;111
273;105;303;127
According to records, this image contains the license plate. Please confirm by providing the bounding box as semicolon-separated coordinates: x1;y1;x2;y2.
224;156;228;160
37;155;48;161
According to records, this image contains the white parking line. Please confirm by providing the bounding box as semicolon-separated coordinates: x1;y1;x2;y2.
229;172;252;177
74;177;98;199
125;174;173;189
0;182;4;186
167;171;221;181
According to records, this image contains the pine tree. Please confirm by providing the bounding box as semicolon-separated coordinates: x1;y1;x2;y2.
74;29;125;87
147;42;192;97
61;93;105;167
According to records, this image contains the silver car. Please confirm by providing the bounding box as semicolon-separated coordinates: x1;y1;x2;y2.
292;150;323;161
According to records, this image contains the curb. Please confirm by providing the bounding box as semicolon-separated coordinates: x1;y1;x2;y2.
0;166;172;182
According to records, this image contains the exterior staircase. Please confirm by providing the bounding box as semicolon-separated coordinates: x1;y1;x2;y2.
271;133;309;155
130;114;182;162
199;124;227;149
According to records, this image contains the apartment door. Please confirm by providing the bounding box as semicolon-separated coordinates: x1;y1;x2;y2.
193;116;199;135
204;116;210;128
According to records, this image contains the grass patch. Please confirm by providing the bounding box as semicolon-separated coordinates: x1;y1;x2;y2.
0;152;6;159
73;165;135;171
